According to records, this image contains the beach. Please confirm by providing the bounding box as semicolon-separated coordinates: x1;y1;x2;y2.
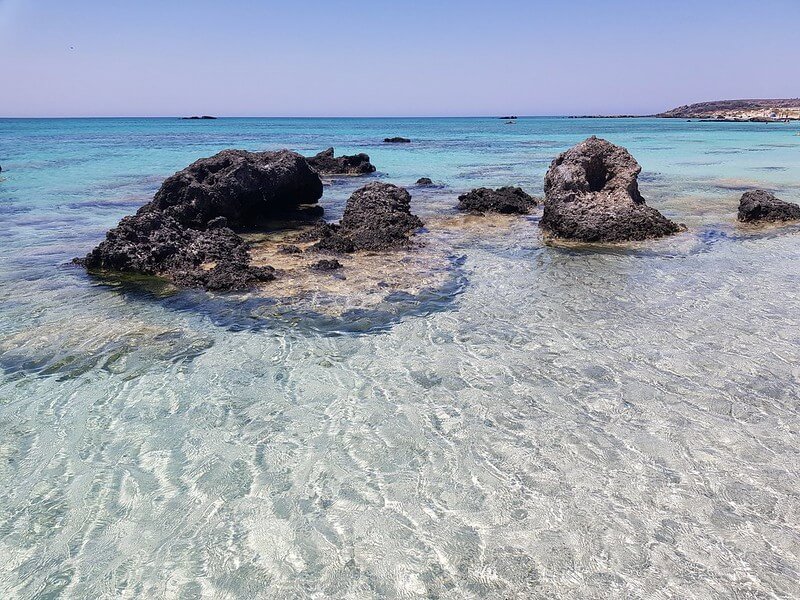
1;116;799;598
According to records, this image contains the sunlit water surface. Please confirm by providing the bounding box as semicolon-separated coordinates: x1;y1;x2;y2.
1;117;799;599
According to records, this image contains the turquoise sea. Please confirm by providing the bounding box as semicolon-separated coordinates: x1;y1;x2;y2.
1;117;799;599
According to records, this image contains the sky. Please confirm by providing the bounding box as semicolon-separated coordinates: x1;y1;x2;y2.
2;0;799;117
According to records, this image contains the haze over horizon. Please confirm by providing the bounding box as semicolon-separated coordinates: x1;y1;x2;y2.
2;0;799;118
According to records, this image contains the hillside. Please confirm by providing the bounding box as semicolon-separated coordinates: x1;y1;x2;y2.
659;99;800;121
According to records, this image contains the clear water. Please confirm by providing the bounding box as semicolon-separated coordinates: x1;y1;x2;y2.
1;117;799;599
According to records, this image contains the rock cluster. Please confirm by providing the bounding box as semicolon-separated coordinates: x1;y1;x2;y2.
306;147;376;176
315;183;423;252
384;137;411;143
457;186;538;214
737;190;800;223
79;149;323;290
541;136;682;242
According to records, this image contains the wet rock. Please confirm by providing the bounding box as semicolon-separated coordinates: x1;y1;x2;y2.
79;212;271;290
277;244;303;254
147;149;323;229
384;137;411;143
306;147;376;176
737;190;800;223
416;177;434;186
541;136;682;242
457;186;538;214
79;149;323;291
315;183;423;252
310;259;343;271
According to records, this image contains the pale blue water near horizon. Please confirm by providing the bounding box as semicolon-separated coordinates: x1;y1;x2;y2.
1;117;800;598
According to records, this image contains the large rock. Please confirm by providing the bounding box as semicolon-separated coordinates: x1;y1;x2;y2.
737;190;800;223
78;149;323;291
146;149;323;229
315;183;423;252
541;136;682;242
457;186;538;214
306;147;376;176
79;213;274;290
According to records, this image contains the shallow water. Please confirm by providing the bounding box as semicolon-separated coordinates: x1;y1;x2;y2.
1;117;799;599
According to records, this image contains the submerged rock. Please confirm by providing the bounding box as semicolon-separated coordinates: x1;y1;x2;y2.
79;149;323;291
416;177;433;186
310;259;343;271
541;136;682;242
148;149;323;229
315;183;423;252
384;137;411;143
457;186;538;214
737;190;800;223
306;147;376;176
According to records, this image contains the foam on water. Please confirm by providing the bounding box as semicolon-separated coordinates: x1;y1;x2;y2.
1;117;799;598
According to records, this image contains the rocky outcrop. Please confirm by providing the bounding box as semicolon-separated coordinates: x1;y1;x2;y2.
146;149;323;228
738;190;800;223
384;137;411;143
181;115;217;120
315;183;423;252
659;99;800;121
78;149;323;291
79;212;274;290
457;186;538;214
306;147;376;176
416;177;433;186
541;136;682;242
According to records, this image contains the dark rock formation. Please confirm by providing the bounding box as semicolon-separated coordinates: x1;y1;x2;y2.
499;116;518;120
737;190;800;223
315;183;423;252
541;136;682;242
416;177;433;186
310;259;343;271
78;149;322;291
277;244;303;254
384;137;411;143
147;149;322;229
78;212;274;290
306;147;376;176
181;115;217;120
457;186;538;214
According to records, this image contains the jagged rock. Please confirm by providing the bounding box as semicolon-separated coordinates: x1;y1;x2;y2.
416;177;433;186
310;259;343;271
457;186;538;214
315;183;423;252
78;212;271;290
541;136;682;242
738;190;800;223
146;149;323;229
384;137;411;143
78;149;323;291
306;147;376;176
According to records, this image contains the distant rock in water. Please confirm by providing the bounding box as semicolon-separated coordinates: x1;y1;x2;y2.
416;177;433;186
457;186;538;215
541;136;682;242
738;190;800;223
384;137;411;143
315;183;423;252
148;149;323;229
78;149;323;291
181;115;217;120
306;147;376;176
499;116;518;120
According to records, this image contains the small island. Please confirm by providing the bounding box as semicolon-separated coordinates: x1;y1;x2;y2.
180;115;218;120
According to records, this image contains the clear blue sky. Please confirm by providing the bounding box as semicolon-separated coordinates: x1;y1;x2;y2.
2;0;798;117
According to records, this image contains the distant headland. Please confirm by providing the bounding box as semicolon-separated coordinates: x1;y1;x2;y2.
569;99;800;121
658;99;800;121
